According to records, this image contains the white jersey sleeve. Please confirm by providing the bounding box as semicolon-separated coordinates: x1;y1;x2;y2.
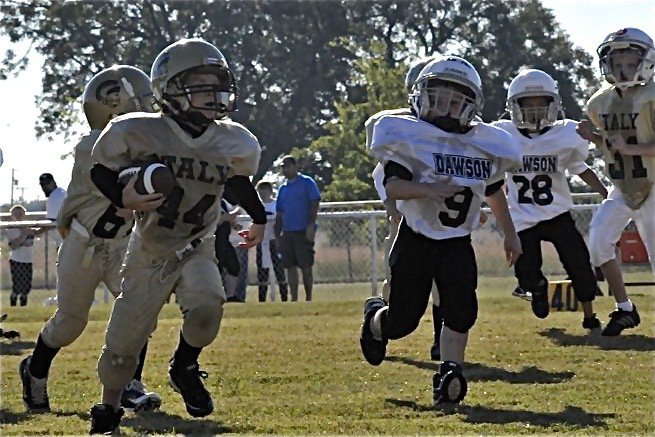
370;115;521;239
372;162;387;202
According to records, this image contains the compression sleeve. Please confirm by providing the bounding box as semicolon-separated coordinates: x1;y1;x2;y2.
225;175;267;225
90;163;125;208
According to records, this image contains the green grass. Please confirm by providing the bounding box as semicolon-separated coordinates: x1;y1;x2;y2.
1;274;654;435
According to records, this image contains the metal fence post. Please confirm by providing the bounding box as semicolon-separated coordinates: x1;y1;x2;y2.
44;231;49;290
370;215;377;296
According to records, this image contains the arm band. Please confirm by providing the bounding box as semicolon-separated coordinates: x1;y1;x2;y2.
383;161;413;185
485;179;504;196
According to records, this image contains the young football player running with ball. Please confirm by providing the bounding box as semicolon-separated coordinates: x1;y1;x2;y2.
360;56;522;407
494;69;607;328
577;28;655;336
19;66;162;415
87;39;265;433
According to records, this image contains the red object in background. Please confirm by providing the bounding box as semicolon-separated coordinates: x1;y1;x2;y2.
620;230;648;263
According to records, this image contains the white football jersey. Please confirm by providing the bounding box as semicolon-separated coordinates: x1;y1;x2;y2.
494;119;590;232
370;114;521;240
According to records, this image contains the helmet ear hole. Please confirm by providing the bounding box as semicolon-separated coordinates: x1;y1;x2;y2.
83;65;154;130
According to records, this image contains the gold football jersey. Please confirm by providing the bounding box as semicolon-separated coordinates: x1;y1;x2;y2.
587;81;655;209
92;113;261;254
57;130;135;239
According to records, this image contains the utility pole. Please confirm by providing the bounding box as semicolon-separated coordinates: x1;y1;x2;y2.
10;168;15;204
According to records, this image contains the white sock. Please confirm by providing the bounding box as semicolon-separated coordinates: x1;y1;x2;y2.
440;326;468;364
369;306;386;341
617;300;633;312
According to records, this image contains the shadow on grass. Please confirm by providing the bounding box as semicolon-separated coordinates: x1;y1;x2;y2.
0;340;35;356
0;408;32;425
122;410;253;435
539;328;655;351
385;400;615;428
385;356;575;384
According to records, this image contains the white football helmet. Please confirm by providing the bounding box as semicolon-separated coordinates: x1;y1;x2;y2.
83;65;155;130
405;55;440;93
507;69;562;131
597;27;655;88
150;38;236;125
410;55;483;126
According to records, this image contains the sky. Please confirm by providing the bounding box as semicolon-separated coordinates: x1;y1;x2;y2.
1;0;654;205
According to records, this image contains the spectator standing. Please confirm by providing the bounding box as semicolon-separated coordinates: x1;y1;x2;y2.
215;199;241;300
3;205;35;306
38;173;67;248
231;213;251;302
274;156;321;301
256;181;288;302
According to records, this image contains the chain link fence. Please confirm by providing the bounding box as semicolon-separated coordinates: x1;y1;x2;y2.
1;197;651;295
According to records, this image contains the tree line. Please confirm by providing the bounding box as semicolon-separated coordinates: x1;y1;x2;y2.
1;0;600;201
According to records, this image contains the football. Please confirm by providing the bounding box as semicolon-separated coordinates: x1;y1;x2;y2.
118;162;176;198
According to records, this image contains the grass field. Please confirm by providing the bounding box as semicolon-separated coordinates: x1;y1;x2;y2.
0;274;654;435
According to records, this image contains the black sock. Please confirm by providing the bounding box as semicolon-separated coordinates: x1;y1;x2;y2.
29;335;60;379
172;331;202;369
132;341;148;381
432;305;443;343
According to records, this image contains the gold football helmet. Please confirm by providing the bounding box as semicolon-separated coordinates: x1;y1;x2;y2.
83;65;155;130
150;38;236;126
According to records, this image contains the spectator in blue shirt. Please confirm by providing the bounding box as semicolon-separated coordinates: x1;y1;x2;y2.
274;156;321;301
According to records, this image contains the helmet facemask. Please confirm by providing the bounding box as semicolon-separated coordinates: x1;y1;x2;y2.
412;78;478;130
510;94;559;132
599;45;655;89
164;65;236;127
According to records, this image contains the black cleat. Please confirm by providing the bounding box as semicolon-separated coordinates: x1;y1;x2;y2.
359;297;387;366
19;294;27;306
90;403;123;435
582;314;601;330
512;286;532;301
433;361;467;407
120;379;162;413
19;356;50;413
430;342;441;361
169;360;213;417
530;288;549;319
10;293;18;307
602;305;640;336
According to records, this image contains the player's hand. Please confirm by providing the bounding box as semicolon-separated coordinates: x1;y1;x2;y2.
423;177;461;201
609;134;630;155
238;223;265;248
122;175;165;212
115;208;134;220
305;225;316;242
58;226;70;239
389;210;402;225
576;120;595;141
504;232;522;267
479;210;488;225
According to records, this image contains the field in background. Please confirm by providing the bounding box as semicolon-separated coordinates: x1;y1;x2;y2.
0;275;654;435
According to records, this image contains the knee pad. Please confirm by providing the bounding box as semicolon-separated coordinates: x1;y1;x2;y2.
40;311;88;348
443;299;478;334
97;347;138;390
182;297;224;348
